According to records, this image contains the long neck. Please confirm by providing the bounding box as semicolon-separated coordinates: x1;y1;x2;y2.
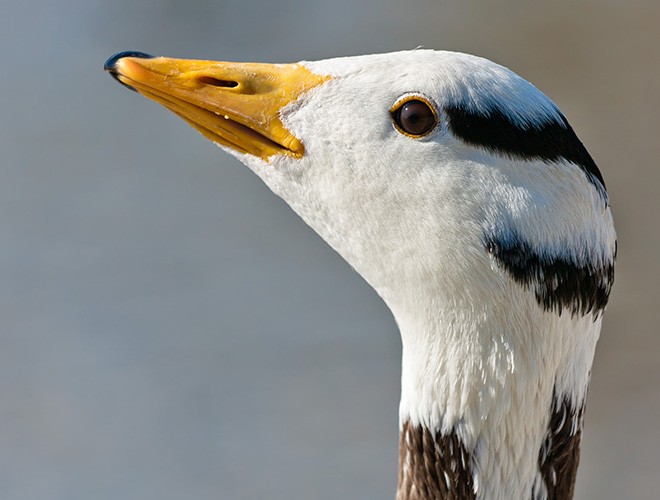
392;294;600;500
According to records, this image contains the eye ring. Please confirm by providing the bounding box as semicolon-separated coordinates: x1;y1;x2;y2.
390;95;438;138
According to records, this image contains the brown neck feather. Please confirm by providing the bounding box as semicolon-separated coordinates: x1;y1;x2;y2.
396;421;475;500
396;393;584;500
537;396;584;500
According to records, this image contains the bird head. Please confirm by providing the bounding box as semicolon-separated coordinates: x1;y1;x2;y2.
105;50;614;319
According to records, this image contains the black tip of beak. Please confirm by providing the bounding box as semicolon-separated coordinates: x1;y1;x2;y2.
104;51;154;92
104;50;154;72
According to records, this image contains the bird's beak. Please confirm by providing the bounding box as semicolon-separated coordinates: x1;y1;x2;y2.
104;51;328;160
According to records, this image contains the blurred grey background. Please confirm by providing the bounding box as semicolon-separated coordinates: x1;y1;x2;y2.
1;1;658;499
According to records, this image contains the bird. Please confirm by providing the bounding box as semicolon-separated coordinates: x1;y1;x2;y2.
104;49;616;500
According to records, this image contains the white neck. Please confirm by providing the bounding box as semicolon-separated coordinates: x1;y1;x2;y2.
394;284;600;500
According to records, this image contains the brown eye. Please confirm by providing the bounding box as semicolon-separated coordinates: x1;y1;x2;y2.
391;98;437;137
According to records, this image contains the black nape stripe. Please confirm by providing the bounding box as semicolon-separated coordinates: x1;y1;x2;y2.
445;105;606;193
485;234;614;317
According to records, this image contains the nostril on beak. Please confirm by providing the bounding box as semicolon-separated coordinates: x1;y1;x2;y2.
197;76;238;89
104;51;155;92
197;76;239;88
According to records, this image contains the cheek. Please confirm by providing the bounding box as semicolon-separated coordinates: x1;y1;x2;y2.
286;84;393;146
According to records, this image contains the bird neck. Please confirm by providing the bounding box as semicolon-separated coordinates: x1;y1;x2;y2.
392;296;593;500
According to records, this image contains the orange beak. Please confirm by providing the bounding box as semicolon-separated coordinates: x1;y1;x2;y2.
105;51;328;160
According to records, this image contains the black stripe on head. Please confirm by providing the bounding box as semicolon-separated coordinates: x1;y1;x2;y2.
485;233;615;317
445;105;606;195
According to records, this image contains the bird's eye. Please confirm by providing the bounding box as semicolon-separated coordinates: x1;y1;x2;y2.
390;97;438;137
